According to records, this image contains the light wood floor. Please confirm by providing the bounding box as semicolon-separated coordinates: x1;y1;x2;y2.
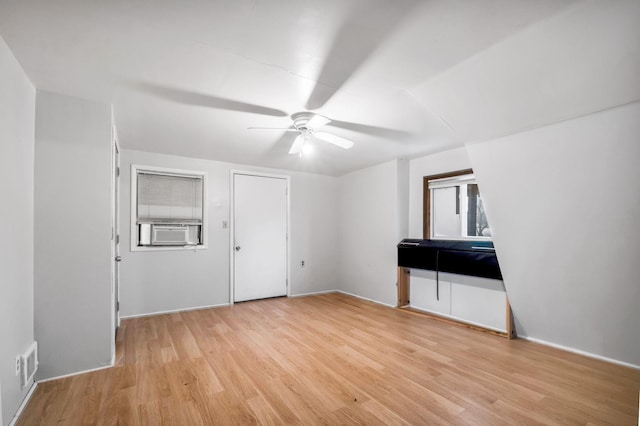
20;293;639;425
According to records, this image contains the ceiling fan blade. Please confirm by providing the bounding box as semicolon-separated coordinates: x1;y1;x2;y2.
328;119;412;139
268;131;296;153
306;114;331;129
288;134;305;155
304;1;419;110
248;127;298;132
131;82;288;117
314;132;354;150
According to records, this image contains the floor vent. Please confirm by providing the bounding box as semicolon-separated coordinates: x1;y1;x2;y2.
20;342;38;389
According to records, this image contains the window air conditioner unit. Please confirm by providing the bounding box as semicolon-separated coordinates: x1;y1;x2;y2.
138;223;201;246
151;224;191;246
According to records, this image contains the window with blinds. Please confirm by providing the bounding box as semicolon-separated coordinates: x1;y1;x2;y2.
132;165;207;250
137;173;203;223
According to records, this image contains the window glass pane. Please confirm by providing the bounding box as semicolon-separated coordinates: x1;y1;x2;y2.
466;184;491;238
432;186;461;238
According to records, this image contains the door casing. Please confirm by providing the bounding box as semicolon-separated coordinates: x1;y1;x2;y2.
110;123;120;362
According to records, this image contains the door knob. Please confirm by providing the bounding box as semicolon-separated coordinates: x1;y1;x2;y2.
115;256;122;262
235;246;241;251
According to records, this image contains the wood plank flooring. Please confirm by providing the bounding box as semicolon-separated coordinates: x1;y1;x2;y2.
19;293;640;425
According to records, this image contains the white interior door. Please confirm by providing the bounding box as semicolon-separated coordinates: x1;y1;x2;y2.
233;173;288;302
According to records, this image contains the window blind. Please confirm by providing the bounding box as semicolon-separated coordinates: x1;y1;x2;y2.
137;173;203;222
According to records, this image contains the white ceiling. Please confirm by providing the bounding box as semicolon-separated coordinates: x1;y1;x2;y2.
1;0;638;176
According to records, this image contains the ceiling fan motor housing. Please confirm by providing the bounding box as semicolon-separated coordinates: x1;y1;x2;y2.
292;112;320;131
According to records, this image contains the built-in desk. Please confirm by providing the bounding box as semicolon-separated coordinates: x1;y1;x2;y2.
397;239;515;339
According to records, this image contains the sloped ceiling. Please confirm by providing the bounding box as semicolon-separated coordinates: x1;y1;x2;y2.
412;0;640;143
2;0;637;176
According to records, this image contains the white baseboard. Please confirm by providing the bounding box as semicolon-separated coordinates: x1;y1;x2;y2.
120;302;230;320
289;289;338;298
521;335;639;370
333;291;638;370
335;292;638;370
335;290;396;308
37;363;114;384
9;381;37;426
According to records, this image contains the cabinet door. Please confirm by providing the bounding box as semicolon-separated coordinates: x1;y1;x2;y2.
409;269;451;315
450;275;506;332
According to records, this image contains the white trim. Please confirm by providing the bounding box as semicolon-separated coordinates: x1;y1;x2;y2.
129;244;208;252
289;289;339;298
8;382;37;426
130;164;208;252
110;123;120;364
229;170;234;305
520;336;640;370
231;169;292;180
229;170;291;305
428;173;476;189
335;290;396;308
120;302;230;320
37;364;114;384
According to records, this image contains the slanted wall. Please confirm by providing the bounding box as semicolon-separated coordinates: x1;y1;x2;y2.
467;102;640;366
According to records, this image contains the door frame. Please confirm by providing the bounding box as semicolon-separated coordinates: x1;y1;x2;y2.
229;170;290;305
110;119;120;363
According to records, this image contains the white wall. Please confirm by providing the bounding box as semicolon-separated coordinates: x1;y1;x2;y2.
0;35;35;425
289;169;340;296
408;147;471;238
119;149;339;317
467;101;640;366
396;159;409;240
34;91;113;379
337;160;406;306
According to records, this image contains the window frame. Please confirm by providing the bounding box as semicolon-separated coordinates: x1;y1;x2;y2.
423;168;491;241
130;164;208;252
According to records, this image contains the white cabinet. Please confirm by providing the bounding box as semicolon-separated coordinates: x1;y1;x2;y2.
410;269;451;315
408;269;508;333
450;275;507;332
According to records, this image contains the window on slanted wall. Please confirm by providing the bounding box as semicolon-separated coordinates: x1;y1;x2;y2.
423;169;491;241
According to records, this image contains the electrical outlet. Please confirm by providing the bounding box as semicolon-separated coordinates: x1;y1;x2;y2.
301;260;305;267
15;356;21;376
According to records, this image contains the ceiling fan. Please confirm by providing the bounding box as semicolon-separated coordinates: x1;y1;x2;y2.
130;2;417;161
248;112;354;156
